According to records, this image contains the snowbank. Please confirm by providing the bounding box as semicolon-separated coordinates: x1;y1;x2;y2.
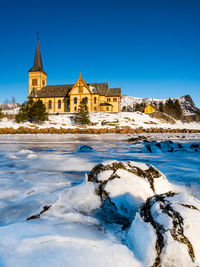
0;112;200;132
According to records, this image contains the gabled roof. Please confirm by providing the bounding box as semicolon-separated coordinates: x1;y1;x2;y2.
31;82;121;98
69;74;93;95
88;82;108;96
29;39;46;75
31;84;73;98
106;88;121;97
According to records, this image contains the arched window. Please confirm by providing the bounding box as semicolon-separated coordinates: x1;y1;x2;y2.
84;97;88;103
94;97;96;104
58;100;61;109
48;100;52;109
74;97;77;104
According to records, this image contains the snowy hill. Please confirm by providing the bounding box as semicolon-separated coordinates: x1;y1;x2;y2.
0;112;200;131
121;94;198;116
0;103;21;114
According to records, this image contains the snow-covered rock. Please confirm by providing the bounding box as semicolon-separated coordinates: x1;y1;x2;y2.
128;192;200;266
87;161;175;222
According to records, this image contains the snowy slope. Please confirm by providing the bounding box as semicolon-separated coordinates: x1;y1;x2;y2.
0;111;200;130
121;95;198;116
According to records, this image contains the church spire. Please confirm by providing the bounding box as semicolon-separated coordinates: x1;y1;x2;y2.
29;33;46;74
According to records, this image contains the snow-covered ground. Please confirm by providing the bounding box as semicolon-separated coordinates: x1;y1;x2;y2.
0;112;200;130
0;134;200;266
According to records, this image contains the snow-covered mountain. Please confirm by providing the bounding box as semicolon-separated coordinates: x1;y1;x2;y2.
121;95;198;116
0;103;21;114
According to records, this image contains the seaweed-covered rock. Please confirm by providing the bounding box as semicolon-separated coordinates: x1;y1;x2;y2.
87;161;174;220
128;192;200;267
142;140;184;153
77;145;94;152
142;141;200;153
190;143;200;152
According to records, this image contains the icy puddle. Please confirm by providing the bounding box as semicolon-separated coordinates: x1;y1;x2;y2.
0;134;200;267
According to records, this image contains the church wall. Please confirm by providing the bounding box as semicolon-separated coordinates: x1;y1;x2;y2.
70;85;93;112
35;97;65;113
106;97;121;112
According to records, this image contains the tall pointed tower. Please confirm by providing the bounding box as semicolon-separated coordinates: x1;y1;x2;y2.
28;34;47;95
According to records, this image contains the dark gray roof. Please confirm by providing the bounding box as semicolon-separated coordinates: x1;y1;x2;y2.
99;102;113;107
31;83;121;98
88;83;108;96
106;88;121;97
29;39;46;75
32;85;73;98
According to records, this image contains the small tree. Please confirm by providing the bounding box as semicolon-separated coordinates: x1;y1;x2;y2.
75;98;90;125
30;99;48;123
158;102;163;112
15;101;29;123
173;100;183;120
0;108;4;120
16;98;48;123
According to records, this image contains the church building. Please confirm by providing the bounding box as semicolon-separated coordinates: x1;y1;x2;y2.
28;38;121;113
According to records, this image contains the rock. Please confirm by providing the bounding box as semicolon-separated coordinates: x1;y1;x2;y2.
190;143;200;152
27;205;51;220
128;192;200;267
77;145;94;152
142;140;185;153
87;161;174;223
124;135;148;143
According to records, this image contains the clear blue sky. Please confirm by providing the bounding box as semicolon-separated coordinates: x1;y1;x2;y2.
0;0;200;106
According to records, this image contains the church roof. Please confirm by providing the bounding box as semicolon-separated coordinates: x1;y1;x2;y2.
32;85;73;98
31;83;121;98
29;38;46;74
88;82;108;96
106;88;121;97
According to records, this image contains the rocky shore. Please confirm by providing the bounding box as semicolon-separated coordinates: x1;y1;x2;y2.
0;126;200;134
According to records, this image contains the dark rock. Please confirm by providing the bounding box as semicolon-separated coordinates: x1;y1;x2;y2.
77;145;94;152
27;205;51;221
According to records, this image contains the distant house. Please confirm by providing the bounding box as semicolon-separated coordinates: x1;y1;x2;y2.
28;38;121;113
144;105;156;114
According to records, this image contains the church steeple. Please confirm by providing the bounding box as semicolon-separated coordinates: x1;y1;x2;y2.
29;34;46;74
28;34;47;95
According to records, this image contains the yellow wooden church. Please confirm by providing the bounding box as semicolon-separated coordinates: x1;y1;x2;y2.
28;38;121;113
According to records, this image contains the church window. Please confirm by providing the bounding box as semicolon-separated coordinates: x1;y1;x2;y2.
78;87;83;94
42;80;45;86
58;100;61;109
74;107;77;111
94;97;96;104
74;97;77;104
106;107;109;111
84;97;88;103
48;100;52;109
113;98;117;101
94;107;97;111
32;79;37;86
107;98;111;102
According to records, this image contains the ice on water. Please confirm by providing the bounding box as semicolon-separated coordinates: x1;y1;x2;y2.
0;134;200;266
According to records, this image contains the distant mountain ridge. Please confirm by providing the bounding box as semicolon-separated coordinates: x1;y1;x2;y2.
121;95;198;116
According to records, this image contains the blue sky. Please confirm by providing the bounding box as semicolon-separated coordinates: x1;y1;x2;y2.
0;0;200;106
